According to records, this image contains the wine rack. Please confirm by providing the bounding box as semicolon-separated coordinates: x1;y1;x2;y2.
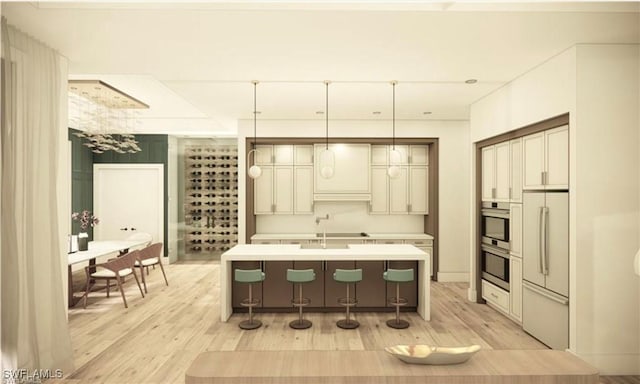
184;145;238;256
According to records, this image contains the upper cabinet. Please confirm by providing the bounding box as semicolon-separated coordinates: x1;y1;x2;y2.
523;125;568;190
370;145;429;215
482;142;510;202
314;144;371;199
254;145;313;215
482;139;523;203
510;138;523;203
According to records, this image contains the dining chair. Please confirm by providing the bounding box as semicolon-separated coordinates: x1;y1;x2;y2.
83;250;145;309
136;242;169;293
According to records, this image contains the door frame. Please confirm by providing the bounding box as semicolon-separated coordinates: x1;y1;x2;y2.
93;163;164;243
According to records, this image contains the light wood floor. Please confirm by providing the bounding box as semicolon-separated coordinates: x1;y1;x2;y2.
60;261;639;384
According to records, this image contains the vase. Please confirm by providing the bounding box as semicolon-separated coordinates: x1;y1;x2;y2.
78;232;89;251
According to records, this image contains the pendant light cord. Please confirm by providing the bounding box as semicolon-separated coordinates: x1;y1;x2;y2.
325;81;329;150
253;81;257;148
392;81;396;150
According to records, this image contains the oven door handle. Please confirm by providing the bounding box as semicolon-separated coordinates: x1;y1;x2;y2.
481;209;510;220
481;244;509;260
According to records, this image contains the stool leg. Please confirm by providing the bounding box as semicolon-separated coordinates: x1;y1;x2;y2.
386;282;410;329
290;283;312;330
337;283;359;330
239;283;262;330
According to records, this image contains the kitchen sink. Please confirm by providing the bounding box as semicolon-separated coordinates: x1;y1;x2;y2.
315;232;369;238
300;243;350;249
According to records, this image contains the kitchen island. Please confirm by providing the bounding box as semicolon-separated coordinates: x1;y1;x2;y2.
220;244;430;322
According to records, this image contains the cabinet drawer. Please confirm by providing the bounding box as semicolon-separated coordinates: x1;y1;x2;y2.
377;239;404;245
405;239;433;247
482;280;509;313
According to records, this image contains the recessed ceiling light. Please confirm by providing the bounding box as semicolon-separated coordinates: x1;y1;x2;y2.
254;111;262;115
316;111;324;115
465;79;478;84
373;111;381;115
423;111;432;115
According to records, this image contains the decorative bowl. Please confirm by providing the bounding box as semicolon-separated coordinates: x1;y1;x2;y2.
384;344;481;365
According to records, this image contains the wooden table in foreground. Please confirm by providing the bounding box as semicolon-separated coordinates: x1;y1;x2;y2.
185;350;599;384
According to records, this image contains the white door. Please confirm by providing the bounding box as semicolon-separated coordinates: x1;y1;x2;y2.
523;132;545;190
481;145;495;201
389;167;409;214
273;166;294;214
494;141;511;202
254;166;274;214
522;192;545;287
93;164;164;243
370;166;389;214
409;166;428;214
294;166;313;214
544;125;569;190
510;138;523;202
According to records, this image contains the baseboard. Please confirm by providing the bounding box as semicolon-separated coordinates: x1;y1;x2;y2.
572;351;640;375
437;272;470;282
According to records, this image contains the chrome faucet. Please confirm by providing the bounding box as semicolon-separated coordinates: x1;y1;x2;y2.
315;214;330;249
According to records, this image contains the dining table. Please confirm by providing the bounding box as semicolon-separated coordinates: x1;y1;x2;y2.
67;239;149;307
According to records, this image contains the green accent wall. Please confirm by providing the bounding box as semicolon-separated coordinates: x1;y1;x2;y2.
70;130;169;256
69;129;95;239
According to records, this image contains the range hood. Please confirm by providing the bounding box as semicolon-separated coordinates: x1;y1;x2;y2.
313;193;371;202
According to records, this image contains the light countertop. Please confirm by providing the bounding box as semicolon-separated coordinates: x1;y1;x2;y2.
251;233;434;241
222;244;429;261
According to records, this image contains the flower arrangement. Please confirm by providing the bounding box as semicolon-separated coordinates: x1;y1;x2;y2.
72;210;99;231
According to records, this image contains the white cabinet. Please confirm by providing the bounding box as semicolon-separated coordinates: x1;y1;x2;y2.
482;142;510;202
254;145;313;215
370;167;389;214
389;167;409;214
254;166;294;214
255;145;274;165
314;144;370;197
482;279;510;314
510;256;522;322
409;145;429;165
254;166;274;214
481;146;495;201
294;145;313;165
371;145;388;166
273;166;294;214
510;138;523;202
509;203;522;258
409;166;428;214
294;166;313;214
523;125;568;190
389;145;409;165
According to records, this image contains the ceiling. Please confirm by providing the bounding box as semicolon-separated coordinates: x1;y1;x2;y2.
3;1;639;136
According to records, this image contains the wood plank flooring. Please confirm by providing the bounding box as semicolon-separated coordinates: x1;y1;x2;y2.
62;261;638;384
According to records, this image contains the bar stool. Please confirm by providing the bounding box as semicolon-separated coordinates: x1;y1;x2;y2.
287;268;316;330
333;268;362;329
383;268;414;329
234;268;265;330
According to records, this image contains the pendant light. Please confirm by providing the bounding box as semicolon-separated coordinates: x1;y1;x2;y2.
388;80;401;178
247;80;262;179
320;80;335;179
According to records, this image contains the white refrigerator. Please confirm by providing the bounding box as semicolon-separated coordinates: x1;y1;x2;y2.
522;191;569;350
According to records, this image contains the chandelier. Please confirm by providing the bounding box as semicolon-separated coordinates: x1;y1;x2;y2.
68;80;148;154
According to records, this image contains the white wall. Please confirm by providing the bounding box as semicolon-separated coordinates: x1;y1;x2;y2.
573;44;640;373
470;44;640;374
238;119;472;279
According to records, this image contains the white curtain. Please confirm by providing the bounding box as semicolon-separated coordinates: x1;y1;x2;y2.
1;17;74;374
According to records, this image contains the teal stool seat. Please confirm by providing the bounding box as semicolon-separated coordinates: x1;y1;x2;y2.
234;268;266;330
333;269;362;329
287;269;316;329
383;268;414;329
